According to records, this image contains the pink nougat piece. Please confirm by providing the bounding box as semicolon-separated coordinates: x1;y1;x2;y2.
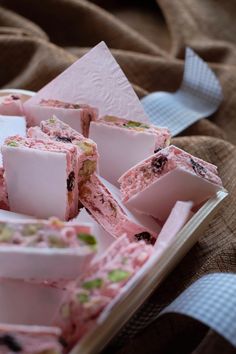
2;135;79;220
79;174;160;241
28;116;98;184
119;145;223;221
89;115;171;186
25;98;98;137
27;126;48;140
0;218;97;280
0;217;96;249
0;324;63;353
0;167;8;211
55;235;154;347
0;94;24;116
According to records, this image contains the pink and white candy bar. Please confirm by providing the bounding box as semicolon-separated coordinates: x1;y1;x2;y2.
89;116;170;186
119;145;223;221
2;135;79;220
79;174;160;241
0;95;24;116
28;116;98;184
0;218;97;280
0;324;62;354
0;217;96;249
25;98;98;137
55;235;154;347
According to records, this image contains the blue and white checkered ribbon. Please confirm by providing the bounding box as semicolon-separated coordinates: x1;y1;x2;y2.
110;273;236;351
160;273;236;347
141;48;223;136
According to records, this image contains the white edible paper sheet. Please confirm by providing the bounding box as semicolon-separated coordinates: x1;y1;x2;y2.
0;115;26;165
25;42;149;124
100;177;161;235
0;278;65;326
141;48;223;135
154;201;193;249
2;147;68;220
125;168;222;221
89;122;157;186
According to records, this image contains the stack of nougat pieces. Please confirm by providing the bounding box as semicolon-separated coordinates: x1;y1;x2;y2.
0;42;223;353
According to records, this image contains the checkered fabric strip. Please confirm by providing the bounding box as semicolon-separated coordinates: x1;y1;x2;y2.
161;273;236;347
110;273;236;349
141;48;223;136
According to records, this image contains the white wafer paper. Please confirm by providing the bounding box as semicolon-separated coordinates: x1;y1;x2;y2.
141;48;223;136
24;42;149;124
124;168;222;221
2;147;71;220
0;115;26;166
0;209;32;221
0;278;66;326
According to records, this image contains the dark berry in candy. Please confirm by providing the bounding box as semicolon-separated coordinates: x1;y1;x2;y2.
154;147;162;154
11;95;20;100
56;136;72;143
67;171;75;191
190;158;207;177
135;232;155;245
0;335;22;352
151;155;168;174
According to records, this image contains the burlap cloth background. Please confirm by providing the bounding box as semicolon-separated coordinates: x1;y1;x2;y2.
0;1;235;353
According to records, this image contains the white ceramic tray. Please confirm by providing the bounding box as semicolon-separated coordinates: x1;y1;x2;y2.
0;88;227;353
70;190;227;354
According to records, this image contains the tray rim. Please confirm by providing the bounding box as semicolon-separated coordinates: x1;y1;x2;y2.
70;189;228;354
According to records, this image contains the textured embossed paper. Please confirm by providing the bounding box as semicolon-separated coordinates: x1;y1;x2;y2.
24;42;149;123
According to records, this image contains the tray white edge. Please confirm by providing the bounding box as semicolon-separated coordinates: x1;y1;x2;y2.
0;89;35;97
70;189;228;354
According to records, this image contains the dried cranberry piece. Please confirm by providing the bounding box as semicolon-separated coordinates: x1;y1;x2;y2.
99;194;105;204
151;155;168;174
67;171;75;191
190;158;207;177
56;136;72;143
154;147;162;154
135;232;155;245
0;335;22;352
11;95;19;100
59;337;68;348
